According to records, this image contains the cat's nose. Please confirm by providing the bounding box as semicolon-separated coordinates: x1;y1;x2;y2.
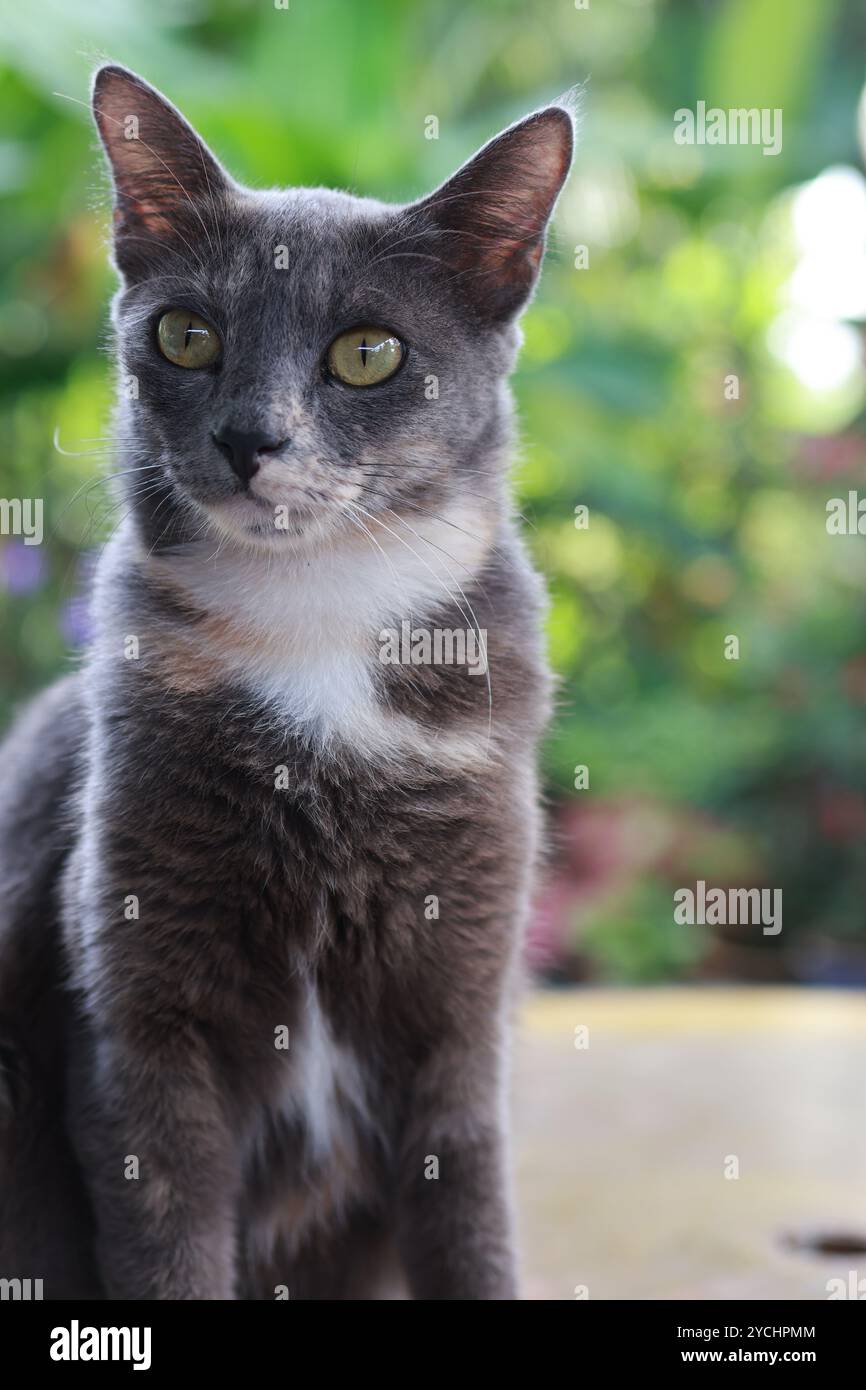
212;425;287;484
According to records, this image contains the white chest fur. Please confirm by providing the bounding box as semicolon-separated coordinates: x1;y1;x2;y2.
144;502;495;764
245;979;378;1263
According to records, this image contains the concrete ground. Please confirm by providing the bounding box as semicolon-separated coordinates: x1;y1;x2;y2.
512;988;866;1300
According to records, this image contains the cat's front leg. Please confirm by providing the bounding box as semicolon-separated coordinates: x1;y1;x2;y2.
71;1024;241;1301
70;1018;241;1300
395;1033;518;1300
64;838;243;1301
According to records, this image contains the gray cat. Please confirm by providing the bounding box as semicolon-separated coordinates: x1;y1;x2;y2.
0;65;573;1299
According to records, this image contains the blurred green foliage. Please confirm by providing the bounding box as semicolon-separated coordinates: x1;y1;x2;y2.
2;0;866;981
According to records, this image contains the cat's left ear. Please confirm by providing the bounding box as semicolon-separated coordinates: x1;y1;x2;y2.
415;102;576;323
91;64;233;281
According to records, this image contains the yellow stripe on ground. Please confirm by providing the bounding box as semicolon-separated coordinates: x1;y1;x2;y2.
519;986;866;1039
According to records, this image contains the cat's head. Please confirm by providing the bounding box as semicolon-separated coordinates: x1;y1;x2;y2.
92;65;574;553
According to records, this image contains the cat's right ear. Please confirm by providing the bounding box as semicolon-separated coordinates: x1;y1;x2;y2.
91;65;232;281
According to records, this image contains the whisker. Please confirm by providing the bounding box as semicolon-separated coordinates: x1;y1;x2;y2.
347;500;493;759
382;507;493;755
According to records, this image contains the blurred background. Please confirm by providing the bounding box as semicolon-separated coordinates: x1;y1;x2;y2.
3;0;866;1298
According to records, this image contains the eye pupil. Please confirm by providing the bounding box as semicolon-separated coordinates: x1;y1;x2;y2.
327;326;403;386
157;309;221;369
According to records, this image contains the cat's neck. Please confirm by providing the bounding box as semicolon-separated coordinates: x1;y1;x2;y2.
93;500;503;764
138;496;498;639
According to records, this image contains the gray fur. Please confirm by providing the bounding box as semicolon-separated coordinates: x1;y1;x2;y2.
0;65;573;1299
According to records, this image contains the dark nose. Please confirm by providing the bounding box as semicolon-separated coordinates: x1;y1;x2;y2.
212;425;286;485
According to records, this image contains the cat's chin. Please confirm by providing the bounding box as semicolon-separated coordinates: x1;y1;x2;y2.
194;494;336;556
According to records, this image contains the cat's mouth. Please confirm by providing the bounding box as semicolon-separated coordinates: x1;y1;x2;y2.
203;490;326;549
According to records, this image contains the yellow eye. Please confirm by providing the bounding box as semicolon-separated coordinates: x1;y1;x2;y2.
157;309;221;368
326;326;404;386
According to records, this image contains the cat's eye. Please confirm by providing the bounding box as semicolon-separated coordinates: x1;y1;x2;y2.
326;326;404;386
157;309;221;369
